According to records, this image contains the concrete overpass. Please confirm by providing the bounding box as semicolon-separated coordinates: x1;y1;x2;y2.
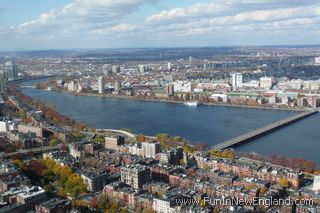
213;109;318;151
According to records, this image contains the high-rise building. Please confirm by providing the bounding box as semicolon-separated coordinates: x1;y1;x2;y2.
80;170;109;192
165;84;174;96
0;72;6;94
231;73;243;90
189;56;193;63
105;136;125;150
142;141;160;159
315;57;320;65
121;165;150;189
167;62;172;70
98;76;104;94
112;65;121;74
5;61;18;81
114;80;121;94
139;65;145;74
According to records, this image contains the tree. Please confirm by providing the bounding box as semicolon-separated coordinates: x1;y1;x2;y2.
94;135;105;143
136;134;146;142
156;133;170;142
90;196;99;209
50;139;60;146
278;177;289;188
182;143;195;153
172;136;182;142
209;149;217;156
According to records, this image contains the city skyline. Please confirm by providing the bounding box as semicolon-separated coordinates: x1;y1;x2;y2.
1;0;320;50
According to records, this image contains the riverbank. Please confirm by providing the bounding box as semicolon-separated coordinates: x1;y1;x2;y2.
48;88;306;112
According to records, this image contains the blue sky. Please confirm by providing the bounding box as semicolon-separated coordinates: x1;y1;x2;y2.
0;0;320;50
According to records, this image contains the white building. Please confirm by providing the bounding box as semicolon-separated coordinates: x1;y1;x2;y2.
315;57;320;65
260;77;274;89
5;61;18;81
153;198;176;213
139;65;145;74
314;175;320;191
305;80;320;90
112;65;121;74
231;73;242;90
0;121;8;132
67;81;75;92
142;142;160;159
289;79;303;90
98;76;104;94
167;62;172;70
128;143;143;156
242;80;259;88
172;81;192;93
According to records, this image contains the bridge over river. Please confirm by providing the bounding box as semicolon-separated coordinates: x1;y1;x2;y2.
212;109;318;151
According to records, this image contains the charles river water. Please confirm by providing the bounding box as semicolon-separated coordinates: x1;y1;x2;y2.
19;79;320;163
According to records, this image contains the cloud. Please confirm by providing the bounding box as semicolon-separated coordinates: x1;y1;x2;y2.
1;0;320;49
90;23;142;36
14;0;158;34
142;0;320;41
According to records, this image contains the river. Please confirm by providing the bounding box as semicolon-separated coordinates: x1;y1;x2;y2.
19;79;320;163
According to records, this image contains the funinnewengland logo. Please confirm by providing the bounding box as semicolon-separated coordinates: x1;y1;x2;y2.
175;197;314;207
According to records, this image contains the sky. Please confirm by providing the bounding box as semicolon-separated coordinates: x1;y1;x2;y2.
0;0;320;50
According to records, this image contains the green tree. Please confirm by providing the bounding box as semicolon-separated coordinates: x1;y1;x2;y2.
50;139;60;146
94;135;105;143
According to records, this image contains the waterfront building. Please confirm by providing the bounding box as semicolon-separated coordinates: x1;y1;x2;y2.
67;81;75;92
165;84;174;97
142;141;160;159
260;76;274;89
172;81;192;93
128;143;143;156
121;165;150;189
114;80;121;94
231;73;243;90
105;136;125;151
98;76;104;94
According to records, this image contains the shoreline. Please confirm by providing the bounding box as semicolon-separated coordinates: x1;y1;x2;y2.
54;89;306;112
15;84;320;167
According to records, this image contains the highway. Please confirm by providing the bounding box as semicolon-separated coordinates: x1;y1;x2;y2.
212;109;318;151
1;146;59;158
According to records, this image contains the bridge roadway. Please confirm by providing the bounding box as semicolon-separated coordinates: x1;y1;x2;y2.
212;109;318;151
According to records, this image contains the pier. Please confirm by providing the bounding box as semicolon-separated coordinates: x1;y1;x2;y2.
213;109;318;151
